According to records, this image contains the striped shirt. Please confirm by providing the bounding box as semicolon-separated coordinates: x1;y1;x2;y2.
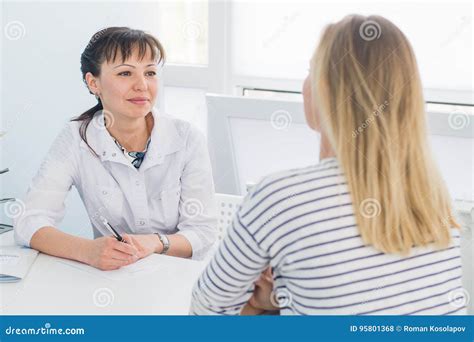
190;157;466;315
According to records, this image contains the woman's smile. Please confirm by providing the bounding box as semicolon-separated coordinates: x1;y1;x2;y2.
127;97;150;106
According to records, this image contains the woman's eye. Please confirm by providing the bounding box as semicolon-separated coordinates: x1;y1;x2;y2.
146;71;157;76
118;71;131;76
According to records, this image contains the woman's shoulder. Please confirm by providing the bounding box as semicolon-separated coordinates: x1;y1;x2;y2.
159;113;205;145
238;158;343;221
37;119;83;166
250;157;341;197
51;119;83;148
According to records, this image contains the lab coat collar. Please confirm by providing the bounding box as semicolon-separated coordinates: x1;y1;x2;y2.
79;108;184;169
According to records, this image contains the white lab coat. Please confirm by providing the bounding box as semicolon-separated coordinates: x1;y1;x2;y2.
14;109;218;260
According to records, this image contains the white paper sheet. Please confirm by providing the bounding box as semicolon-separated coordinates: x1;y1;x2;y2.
0;247;39;281
55;255;163;281
0;254;20;266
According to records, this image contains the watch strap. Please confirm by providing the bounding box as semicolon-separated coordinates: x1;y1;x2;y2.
155;232;170;254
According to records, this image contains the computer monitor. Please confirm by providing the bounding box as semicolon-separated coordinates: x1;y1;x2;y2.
206;94;473;203
207;93;319;195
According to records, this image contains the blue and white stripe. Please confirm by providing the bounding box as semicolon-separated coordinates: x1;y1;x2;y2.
191;158;465;315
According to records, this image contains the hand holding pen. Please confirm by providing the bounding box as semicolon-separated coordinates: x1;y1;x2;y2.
99;216;157;260
99;215;126;243
83;216;139;271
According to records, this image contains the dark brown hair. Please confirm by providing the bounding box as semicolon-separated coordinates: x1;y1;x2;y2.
72;27;165;156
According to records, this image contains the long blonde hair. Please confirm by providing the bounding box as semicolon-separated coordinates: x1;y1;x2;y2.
311;15;459;254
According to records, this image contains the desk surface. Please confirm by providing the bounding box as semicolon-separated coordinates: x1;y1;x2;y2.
0;232;206;315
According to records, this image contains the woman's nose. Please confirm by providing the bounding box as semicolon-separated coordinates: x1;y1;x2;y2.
133;75;148;91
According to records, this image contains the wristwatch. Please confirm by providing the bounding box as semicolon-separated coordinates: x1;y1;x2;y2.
155;232;170;254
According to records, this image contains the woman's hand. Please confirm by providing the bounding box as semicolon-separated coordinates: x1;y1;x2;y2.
241;268;279;315
126;234;162;259
84;234;139;271
249;268;279;311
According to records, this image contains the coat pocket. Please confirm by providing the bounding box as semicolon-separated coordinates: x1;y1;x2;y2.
160;186;181;227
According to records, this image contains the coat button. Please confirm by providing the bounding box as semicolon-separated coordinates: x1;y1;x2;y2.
112;152;116;157
138;220;145;226
102;190;108;195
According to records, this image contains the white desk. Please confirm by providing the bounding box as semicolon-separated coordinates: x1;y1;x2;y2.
1;227;472;315
0;232;206;315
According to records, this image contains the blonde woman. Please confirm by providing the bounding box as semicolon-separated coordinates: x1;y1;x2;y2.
191;15;465;315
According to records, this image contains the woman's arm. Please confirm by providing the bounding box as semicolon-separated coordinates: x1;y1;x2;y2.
30;226;91;263
14;124;78;247
14;123;139;270
128;233;193;259
190;210;269;315
31;226;139;270
175;126;218;260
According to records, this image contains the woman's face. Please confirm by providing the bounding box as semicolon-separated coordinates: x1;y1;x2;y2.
87;46;159;120
302;73;320;132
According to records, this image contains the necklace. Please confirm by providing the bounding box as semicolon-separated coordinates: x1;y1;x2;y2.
113;136;151;169
103;112;153;169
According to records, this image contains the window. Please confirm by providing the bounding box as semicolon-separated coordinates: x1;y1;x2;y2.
230;0;472;104
156;0;208;65
163;0;473;106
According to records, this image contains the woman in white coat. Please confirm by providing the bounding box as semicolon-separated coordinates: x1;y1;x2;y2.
14;27;217;270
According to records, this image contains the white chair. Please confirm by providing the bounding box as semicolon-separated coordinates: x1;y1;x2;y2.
203;193;244;264
215;193;244;240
